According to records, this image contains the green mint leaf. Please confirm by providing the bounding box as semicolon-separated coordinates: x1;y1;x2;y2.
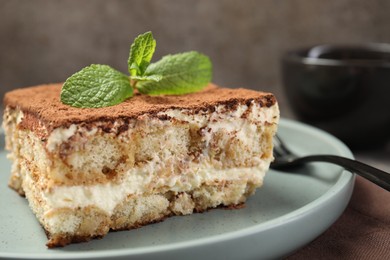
61;64;132;108
131;74;163;82
128;31;156;76
61;32;213;108
136;51;212;95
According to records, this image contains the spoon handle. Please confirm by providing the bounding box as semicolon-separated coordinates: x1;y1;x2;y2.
297;155;390;191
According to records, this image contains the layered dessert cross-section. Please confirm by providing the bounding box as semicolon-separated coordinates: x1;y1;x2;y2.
3;83;279;247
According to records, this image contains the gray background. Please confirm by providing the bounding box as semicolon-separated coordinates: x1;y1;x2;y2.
1;0;390;119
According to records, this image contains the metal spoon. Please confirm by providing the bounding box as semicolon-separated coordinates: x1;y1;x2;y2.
271;135;390;191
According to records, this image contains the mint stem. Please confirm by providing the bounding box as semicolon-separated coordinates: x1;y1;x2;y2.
130;78;138;90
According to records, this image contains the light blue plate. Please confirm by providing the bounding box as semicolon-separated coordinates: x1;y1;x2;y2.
0;118;354;259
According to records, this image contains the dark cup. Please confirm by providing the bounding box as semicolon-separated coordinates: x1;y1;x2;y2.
282;44;390;148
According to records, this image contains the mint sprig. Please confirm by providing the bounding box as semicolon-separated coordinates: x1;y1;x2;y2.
61;31;212;108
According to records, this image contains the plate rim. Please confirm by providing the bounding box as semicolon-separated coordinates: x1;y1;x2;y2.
0;118;355;259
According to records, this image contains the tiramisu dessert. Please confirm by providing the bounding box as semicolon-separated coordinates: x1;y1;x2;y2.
3;83;279;247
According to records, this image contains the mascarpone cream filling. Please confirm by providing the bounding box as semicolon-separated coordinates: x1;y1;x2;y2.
41;161;269;216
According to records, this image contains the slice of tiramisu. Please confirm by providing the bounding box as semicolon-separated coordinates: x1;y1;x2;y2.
3;83;279;247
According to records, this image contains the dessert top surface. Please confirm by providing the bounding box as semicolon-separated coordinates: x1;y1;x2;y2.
4;83;276;128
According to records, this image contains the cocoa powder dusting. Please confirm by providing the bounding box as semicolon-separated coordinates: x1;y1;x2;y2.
4;83;277;134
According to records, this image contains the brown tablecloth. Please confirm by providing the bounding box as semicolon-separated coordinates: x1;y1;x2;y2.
286;176;390;259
